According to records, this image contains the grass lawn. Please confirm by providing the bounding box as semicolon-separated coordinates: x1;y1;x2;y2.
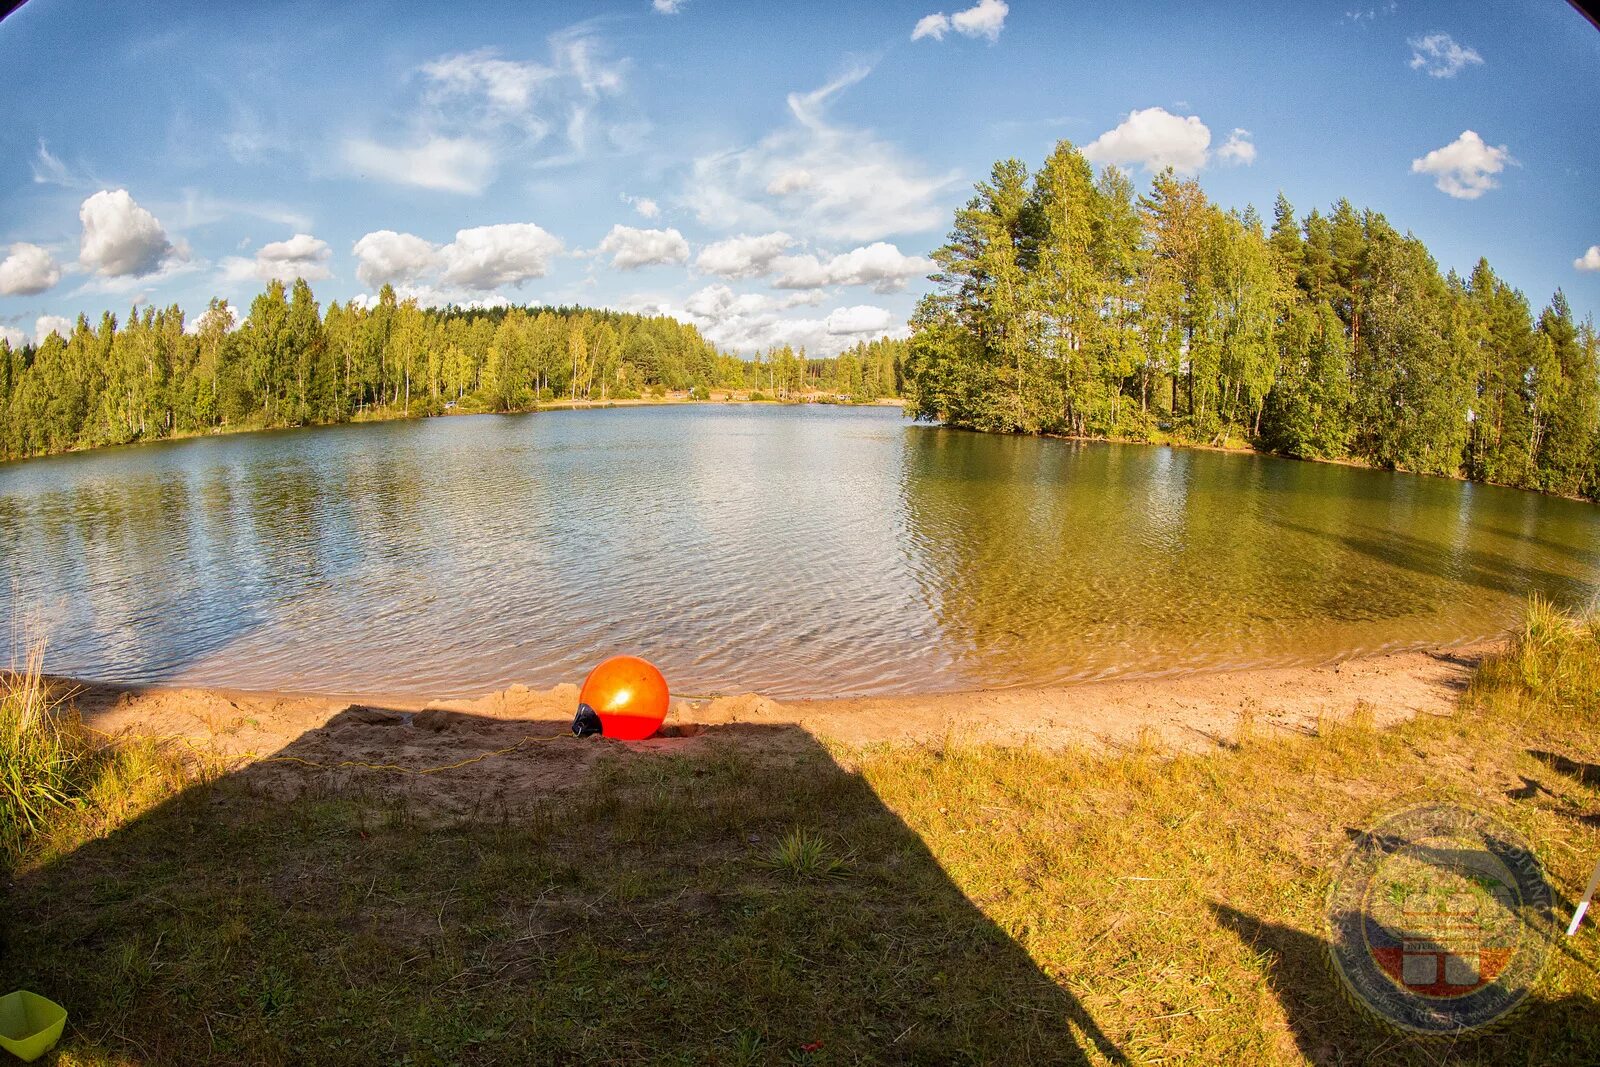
4;602;1600;1064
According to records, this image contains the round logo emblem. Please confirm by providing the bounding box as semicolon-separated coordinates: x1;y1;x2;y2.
1327;804;1554;1035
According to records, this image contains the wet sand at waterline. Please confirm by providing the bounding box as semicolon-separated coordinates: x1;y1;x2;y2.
67;640;1491;817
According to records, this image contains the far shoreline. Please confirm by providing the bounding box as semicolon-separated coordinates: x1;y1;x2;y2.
0;390;904;469
9;389;1593;508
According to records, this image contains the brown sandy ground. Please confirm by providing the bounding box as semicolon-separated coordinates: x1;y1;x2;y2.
66;642;1491;818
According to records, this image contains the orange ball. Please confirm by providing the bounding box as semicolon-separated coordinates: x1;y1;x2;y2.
577;655;670;740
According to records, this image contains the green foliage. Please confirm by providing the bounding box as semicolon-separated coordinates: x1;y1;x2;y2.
0;649;74;862
757;826;851;880
906;138;1600;498
1;287;907;462
0;648;200;869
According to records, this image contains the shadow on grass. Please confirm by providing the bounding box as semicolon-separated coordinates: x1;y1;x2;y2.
1529;749;1600;790
1209;908;1600;1062
1210;892;1600;1065
0;708;1125;1065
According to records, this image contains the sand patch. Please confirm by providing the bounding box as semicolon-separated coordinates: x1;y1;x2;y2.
63;642;1491;817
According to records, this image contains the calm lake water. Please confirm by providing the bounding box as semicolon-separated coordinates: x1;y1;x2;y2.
2;404;1598;698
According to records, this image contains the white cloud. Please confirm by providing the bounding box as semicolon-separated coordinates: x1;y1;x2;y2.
1082;107;1211;174
349;223;564;293
683;283;774;320
256;234;331;282
597;225;689;270
343;136;497;195
1217;128;1256;166
0;324;25;348
221;233;333;285
1575;246;1600;272
172;191;313;234
824;305;896;335
439;223;565;289
0;243;62;296
687;66;958;241
78;189;177;277
184;302;237;336
35;315;73;344
422;51;552;121
663;283;903;356
343;31;634;193
951;0;1009;41
1411;130;1513;199
912;0;1008;42
772;242;935;292
622;193;660;219
352;230;441;288
30;140;81;187
695;232;797;278
653;0;686;12
1409;33;1483;78
1344;2;1397;23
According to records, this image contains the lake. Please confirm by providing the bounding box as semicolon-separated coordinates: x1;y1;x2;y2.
2;404;1597;698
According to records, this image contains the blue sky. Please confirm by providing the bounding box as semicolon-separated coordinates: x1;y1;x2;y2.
0;0;1596;355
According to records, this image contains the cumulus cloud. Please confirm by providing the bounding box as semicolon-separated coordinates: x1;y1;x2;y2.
35;315;73;344
221;233;333;285
1217;128;1256;166
596;225;689;270
0;323;25;348
661;284;904;356
772;242;935;292
352;230;441;288
912;0;1008;42
351;223;565;293
1575;246;1600;272
1411;130;1513;199
683;283;774;320
695;232;797;278
622;194;660;219
78;189;176;277
823;305;896;335
440;223;565;289
1082;107;1212;174
687;66;958;241
343;30;634;193
1409;33;1483;78
0;243;62;296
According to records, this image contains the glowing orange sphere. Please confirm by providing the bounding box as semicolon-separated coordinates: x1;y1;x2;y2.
578;655;670;740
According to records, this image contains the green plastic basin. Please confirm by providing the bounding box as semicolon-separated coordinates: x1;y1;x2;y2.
0;991;66;1062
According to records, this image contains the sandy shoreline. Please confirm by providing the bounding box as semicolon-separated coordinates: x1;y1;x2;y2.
53;640;1496;815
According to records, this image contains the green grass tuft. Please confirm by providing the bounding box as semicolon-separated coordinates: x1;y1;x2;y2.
757;826;852;880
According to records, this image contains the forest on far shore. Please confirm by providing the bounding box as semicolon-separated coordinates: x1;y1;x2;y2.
0;286;907;461
904;140;1600;500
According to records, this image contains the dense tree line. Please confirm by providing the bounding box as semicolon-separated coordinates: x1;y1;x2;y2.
905;140;1600;499
0;283;905;461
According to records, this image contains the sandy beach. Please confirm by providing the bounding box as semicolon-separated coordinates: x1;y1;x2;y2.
62;640;1493;817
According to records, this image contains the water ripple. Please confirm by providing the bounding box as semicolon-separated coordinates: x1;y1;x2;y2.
2;406;1598;698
